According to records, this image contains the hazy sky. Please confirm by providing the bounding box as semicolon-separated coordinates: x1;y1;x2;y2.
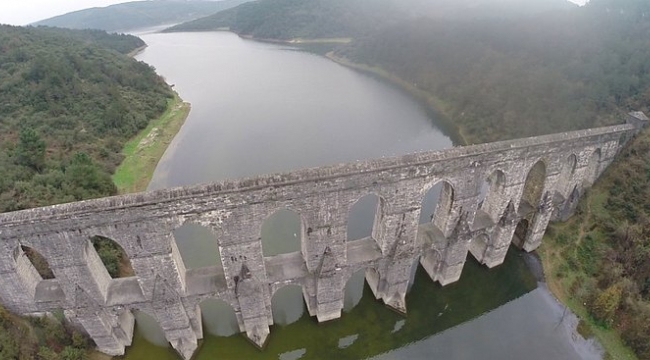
0;0;129;25
0;0;591;26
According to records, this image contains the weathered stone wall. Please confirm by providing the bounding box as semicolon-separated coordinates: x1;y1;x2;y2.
0;113;646;359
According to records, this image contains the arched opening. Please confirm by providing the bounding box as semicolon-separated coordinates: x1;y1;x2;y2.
347;194;382;241
584;149;602;187
173;223;222;270
432;182;455;234
90;236;135;279
133;310;168;347
199;298;239;337
19;245;54;279
343;269;369;312
271;285;305;326
419;182;443;225
14;245;65;303
477;170;506;225
261;209;303;257
512;219;530;248
418;181;454;241
520;161;546;215
469;234;490;262
558;154;577;198
418;182;446;243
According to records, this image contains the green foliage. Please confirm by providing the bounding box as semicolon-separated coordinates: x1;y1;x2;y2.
589;284;623;326
59;346;88;360
165;0;405;39
22;246;55;279
34;0;250;32
91;236;134;279
546;129;650;358
0;24;170;359
0;24;173;212
15;127;46;171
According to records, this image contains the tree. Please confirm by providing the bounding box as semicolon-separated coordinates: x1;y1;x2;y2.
15;127;46;172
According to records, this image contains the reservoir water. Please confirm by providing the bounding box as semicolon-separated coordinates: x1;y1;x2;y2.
127;31;601;359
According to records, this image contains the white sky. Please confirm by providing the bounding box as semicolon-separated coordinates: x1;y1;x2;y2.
0;0;591;26
0;0;129;25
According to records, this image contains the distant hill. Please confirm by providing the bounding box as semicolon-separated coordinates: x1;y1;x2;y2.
163;0;406;39
164;0;575;38
393;0;577;19
33;0;251;32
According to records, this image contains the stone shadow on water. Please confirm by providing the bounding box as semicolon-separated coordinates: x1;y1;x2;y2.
124;247;536;359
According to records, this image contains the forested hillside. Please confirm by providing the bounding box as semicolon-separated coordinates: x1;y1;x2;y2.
164;0;405;39
0;25;173;213
340;0;650;143
0;24;174;359
33;0;251;32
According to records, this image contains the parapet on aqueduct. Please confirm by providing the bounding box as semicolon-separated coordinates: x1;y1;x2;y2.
0;112;647;359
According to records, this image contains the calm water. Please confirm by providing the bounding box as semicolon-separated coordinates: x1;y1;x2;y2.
127;31;600;360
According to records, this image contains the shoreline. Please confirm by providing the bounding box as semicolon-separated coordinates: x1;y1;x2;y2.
127;44;148;57
324;52;468;146
112;93;190;194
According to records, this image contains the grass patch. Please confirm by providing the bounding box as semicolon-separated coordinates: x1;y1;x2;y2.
112;93;190;194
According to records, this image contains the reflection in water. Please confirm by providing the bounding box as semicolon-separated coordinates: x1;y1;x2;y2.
126;248;539;359
133;311;168;347
278;348;306;360
343;269;366;312
272;285;306;326
200;299;239;337
391;319;406;333
338;334;359;349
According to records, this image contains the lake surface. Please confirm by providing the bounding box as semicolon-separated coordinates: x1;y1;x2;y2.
127;31;600;360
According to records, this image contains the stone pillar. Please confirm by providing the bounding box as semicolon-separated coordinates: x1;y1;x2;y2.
435;212;473;285
38;232;110;307
150;275;198;360
558;186;581;222
379;258;414;314
117;221;186;300
70;286;129;356
300;194;347;322
521;191;554;252
626;111;649;132
314;246;344;322
472;201;519;268
432;182;461;237
0;241;39;314
374;205;420;313
233;263;270;349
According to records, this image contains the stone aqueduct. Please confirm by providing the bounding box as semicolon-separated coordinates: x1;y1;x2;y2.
0;113;647;359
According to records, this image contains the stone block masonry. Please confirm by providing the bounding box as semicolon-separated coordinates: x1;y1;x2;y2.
0;112;647;359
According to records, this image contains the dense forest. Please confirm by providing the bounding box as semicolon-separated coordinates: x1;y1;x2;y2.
166;0;650;358
164;0;405;39
165;0;574;38
0;24;174;358
0;25;173;213
33;0;251;32
340;0;650;143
